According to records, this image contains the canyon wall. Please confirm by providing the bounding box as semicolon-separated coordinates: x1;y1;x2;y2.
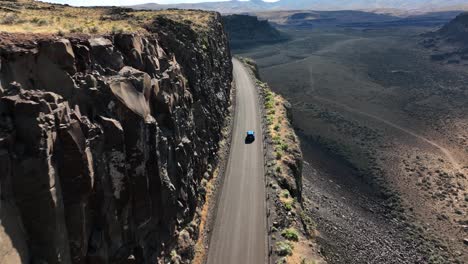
0;13;232;264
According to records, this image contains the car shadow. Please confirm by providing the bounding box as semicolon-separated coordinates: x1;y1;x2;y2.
245;136;255;144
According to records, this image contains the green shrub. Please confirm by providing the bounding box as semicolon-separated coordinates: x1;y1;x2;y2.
89;26;99;33
281;228;299;241
280;143;288;151
275;241;293;256
301;259;317;264
111;25;124;34
299;211;316;236
267;116;274;125
276;151;283;160
280;189;290;198
70;27;84;33
30;17;48;26
276;258;287;264
274;124;280;131
265;101;274;110
276;166;282;173
284;201;293;211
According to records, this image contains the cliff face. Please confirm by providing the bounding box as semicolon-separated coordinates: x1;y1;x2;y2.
222;14;287;49
0;13;232;264
437;12;468;45
423;12;468;63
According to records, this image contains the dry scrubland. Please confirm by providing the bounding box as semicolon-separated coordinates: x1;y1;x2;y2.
238;26;467;263
0;0;213;34
241;57;325;264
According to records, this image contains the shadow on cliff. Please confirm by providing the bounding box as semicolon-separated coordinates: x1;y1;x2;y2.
0;200;30;263
0;151;29;263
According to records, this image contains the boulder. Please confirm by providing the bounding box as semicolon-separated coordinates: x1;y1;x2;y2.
38;39;76;74
89;37;124;70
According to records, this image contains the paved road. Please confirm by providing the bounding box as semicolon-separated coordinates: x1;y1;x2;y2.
206;59;267;264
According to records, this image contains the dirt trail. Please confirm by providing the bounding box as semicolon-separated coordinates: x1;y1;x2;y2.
312;95;462;170
260;38;367;70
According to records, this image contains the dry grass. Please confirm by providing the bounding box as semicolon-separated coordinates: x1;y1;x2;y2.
0;0;215;34
262;83;301;189
286;238;325;264
191;169;217;264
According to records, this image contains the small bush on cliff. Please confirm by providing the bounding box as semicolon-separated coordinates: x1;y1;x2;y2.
89;26;99;33
0;13;19;25
276;151;283;160
111;25;124;34
275;241;294;256
273;135;282;145
283;200;293;211
70;27;84;33
301;259;317;264
280;143;288;151
31;17;48;26
267;116;274;125
299;211;316;236
276;166;282;173
282;228;299;241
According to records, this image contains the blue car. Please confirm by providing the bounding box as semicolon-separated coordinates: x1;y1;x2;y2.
245;130;255;144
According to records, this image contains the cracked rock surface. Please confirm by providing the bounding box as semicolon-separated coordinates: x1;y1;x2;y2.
0;13;231;264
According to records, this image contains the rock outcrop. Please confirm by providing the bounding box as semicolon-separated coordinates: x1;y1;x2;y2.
222;14;287;49
0;12;232;264
423;12;468;64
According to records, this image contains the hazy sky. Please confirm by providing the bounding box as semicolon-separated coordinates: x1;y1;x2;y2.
45;0;278;6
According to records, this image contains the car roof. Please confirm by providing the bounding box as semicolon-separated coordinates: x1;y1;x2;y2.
247;130;255;135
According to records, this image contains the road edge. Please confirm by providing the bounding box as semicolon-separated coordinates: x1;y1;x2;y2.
237;56;327;264
192;74;237;264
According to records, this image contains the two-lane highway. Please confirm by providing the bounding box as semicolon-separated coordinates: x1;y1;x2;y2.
206;59;267;264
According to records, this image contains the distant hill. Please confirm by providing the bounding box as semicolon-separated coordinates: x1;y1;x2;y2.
130;1;275;14
130;0;468;14
437;12;468;45
222;14;288;49
423;12;468;64
252;10;397;27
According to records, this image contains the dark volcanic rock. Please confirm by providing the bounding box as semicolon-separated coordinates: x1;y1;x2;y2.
222;14;288;49
425;12;468;64
0;14;232;264
438;12;468;45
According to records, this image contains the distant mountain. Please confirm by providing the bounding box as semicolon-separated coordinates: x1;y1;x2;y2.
130;0;468;14
130;1;276;13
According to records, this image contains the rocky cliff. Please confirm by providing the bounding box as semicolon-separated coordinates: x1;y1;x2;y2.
0;11;232;264
222;14;287;49
437;12;468;45
423;12;468;64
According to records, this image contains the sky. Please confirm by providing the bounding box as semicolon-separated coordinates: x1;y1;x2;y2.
45;0;278;6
